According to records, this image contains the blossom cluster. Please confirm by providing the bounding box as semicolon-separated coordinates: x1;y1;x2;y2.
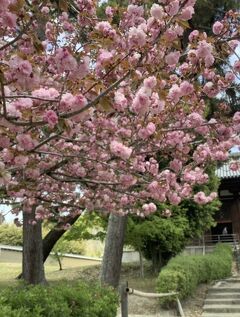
0;0;239;221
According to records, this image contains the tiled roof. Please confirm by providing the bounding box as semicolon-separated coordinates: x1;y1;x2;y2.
216;155;240;179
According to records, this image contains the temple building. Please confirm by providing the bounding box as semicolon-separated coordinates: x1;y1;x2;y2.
213;155;240;240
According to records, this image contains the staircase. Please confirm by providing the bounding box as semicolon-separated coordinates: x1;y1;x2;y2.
202;276;240;317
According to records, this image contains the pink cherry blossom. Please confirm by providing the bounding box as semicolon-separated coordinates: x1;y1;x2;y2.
41;6;50;14
179;81;194;96
55;48;78;72
212;21;224;35
230;161;240;171
110;140;132;160
180;6;194;20
43;110;58;128
193;192;209;204
128;26;147;48
95;21;116;39
168;84;181;104
225;72;235;83
3;12;17;28
142;202;157;215
233;61;240;73
114;91;128;111
189;30;199;42
165;51;180;66
150;4;164;20
166;0;180;16
132;88;150;114
17;134;35;151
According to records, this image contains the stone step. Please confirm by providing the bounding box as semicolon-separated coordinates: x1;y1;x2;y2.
205;298;240;304
223;278;240;283
207;293;240;299
208;287;240;293
203;304;240;313
201;313;240;317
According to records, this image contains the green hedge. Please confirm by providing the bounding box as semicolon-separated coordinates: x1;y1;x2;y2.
0;224;22;246
0;281;118;317
156;243;232;304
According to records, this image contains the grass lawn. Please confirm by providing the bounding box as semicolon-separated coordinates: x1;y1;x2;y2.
0;260;157;292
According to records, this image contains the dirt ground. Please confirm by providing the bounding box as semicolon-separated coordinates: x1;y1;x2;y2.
125;283;208;317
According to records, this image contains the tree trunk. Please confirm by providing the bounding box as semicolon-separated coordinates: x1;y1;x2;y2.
18;213;80;279
42;214;80;262
151;247;163;274
100;213;127;288
139;249;144;278
22;207;46;285
56;252;63;271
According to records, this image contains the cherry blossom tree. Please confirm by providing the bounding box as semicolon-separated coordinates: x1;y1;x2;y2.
0;0;239;284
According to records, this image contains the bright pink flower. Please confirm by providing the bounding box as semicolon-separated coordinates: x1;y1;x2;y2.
0;135;10;148
180;6;194;20
25;168;40;179
32;88;59;100
128;26;147;48
150;4;164;20
142;202;157;215
168;84;181;104
194;192;209;204
4;12;17;28
212;21;224;35
41;6;49;14
17;134;35;151
114;91;128;111
169;159;182;172
229;40;239;50
167;0;180;16
55;48;77;72
95;21;116;39
225;72;235;83
132;88;150;114
143;76;157;89
43;110;58;128
233;112;240;132
14;155;28;166
203;82;218;97
165;51;180;66
205;54;215;67
110;140;132;160
233;61;240;73
168;192;181;205
188;30;199;42
179;81;194;96
138;122;156;139
119;174;137;187
196;40;212;59
105;6;114;18
230;161;240;171
9;56;32;76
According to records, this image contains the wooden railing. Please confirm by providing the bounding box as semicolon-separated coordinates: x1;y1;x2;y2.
188;234;239;246
120;282;185;317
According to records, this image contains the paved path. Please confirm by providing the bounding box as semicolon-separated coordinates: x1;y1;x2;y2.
117;307;176;316
202;275;240;317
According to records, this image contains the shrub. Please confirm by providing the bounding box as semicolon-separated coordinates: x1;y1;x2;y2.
0;281;118;317
0;224;22;246
156;243;232;305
